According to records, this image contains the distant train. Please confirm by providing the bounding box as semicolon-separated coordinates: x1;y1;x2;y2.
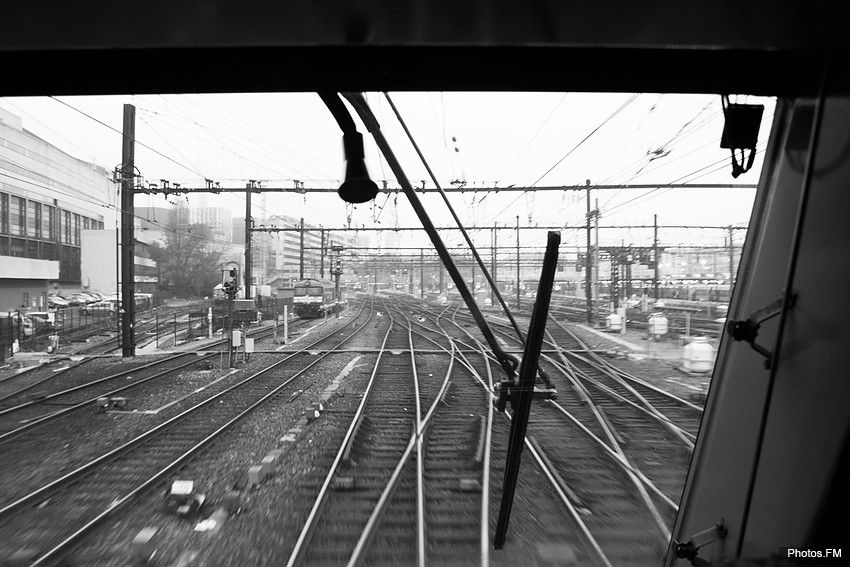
293;278;344;318
657;283;732;303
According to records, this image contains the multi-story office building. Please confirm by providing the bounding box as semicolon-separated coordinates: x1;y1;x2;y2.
0;107;113;311
234;214;363;287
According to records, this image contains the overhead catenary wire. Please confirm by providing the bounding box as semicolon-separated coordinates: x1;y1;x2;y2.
482;94;641;227
48;96;208;179
40;96;297;230
602;142;767;219
38;96;342;228
497;93;569;184
150;95;324;179
383;91;529;345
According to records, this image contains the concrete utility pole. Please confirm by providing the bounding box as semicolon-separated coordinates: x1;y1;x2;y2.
299;217;305;280
516;215;521;310
491;222;497;307
320;227;325;278
419;248;424;298
585;181;593;325
593;198;600;321
471;247;476;297
654;214;660;300
244;183;253;299
728;224;735;294
120;104;136;358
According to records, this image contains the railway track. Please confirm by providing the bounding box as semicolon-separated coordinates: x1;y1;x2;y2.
0;301;374;564
0;352;212;443
436;297;698;564
286;302;491;567
0;294;708;564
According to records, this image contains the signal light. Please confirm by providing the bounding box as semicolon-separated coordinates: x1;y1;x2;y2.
222;267;239;294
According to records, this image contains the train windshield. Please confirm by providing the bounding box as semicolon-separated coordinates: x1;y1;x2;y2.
295;286;323;296
0;88;776;566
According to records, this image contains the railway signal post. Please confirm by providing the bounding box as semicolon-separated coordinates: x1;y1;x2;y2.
331;245;344;318
222;266;239;368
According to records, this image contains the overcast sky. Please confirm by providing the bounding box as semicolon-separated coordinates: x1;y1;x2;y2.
1;92;775;251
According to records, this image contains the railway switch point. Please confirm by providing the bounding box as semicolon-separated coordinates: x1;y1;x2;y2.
131;527;159;562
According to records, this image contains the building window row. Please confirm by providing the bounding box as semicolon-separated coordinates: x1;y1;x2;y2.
0;190;103;243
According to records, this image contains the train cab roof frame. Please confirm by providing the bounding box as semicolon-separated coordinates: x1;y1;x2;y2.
4;2;850;565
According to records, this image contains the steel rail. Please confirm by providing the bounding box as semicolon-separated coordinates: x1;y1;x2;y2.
0;353;214;445
546;349;696;447
284;311;394;567
449;311;676;538
434;307;497;567
528;344;674;542
543;327;697;447
0;356;91;405
0;352;195;417
410;308;426;567
353;298;493;567
434;306;498;567
0;355;73;387
427;301;683;509
553;328;698;448
555;319;704;413
31;302;374;565
544;398;679;511
483;320;675;540
347;300;459;566
448;326;614;566
457;308;699;447
346;340;456;567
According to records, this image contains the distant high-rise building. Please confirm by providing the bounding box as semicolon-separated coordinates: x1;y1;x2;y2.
233;213;364;286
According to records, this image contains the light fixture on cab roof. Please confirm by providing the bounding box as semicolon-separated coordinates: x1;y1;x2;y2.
319;92;379;204
339;131;379;203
